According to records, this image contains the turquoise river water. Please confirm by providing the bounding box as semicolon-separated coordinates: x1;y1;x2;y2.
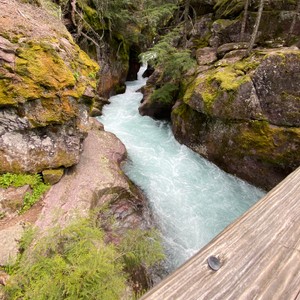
98;65;265;272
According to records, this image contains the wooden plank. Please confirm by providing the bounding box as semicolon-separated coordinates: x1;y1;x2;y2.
142;167;300;300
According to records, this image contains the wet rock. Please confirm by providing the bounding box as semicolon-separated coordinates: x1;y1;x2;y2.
142;64;155;78
90;107;102;117
42;169;64;185
139;70;177;120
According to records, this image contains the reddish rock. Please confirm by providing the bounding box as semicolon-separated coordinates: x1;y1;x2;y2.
0;185;31;217
35;120;151;232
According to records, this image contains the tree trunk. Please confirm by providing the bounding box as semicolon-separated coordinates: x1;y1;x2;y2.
247;0;264;56
240;0;250;41
184;0;190;46
289;0;300;37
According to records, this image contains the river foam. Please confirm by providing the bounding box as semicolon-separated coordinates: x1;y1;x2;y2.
98;66;265;272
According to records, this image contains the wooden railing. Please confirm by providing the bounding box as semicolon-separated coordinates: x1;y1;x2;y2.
141;167;300;300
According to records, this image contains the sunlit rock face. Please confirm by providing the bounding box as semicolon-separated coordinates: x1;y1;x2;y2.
0;1;99;174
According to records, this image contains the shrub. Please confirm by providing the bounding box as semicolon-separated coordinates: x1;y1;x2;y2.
4;218;165;299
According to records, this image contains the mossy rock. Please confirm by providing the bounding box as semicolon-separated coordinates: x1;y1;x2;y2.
42;168;64;185
0;37;99;127
183;55;260;118
236;120;300;166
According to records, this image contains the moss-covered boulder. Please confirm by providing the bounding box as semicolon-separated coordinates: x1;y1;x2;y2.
0;1;99;174
139;70;179;120
42;168;64;185
172;48;300;190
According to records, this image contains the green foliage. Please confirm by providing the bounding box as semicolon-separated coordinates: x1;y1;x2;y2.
0;173;50;213
4;218;165;300
5;219;126;300
21;184;49;213
214;0;245;17
150;83;179;104
139;2;178;35
141;27;196;80
119;228;165;270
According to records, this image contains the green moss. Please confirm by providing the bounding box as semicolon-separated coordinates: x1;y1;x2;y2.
16;44;76;90
0;80;18;106
42;168;64;185
183;54;261;113
172;101;190;120
213;18;236;28
192;32;212;49
212;66;251;91
233;59;260;73
237;121;300;165
0;173;50;213
77;1;105;31
0;37;99;116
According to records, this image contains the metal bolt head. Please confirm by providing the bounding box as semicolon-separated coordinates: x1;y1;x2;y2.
207;256;221;271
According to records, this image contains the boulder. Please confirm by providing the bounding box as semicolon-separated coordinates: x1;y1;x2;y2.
196;47;218;65
252;50;300;127
42;169;64;185
0;223;24;266
0;185;31;218
172;48;300;190
35;120;152;233
217;42;249;58
0;1;99;174
139;70;179;120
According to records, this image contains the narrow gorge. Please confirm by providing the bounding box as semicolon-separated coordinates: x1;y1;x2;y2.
0;0;299;299
99;65;265;272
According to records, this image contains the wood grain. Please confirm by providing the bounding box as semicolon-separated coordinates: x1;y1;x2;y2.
142;167;300;300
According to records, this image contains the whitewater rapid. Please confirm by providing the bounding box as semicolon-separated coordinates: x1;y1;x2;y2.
98;65;265;272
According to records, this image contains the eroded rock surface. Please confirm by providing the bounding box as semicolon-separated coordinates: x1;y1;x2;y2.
0;119;152;264
172;49;300;190
0;0;99;174
35;120;151;233
0;185;31;218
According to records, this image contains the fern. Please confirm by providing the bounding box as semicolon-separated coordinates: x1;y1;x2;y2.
141;27;196;80
150;83;179;104
119;228;165;269
4;218;165;299
5;219;126;300
0;173;50;213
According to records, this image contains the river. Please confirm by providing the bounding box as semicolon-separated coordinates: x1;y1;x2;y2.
98;65;265;272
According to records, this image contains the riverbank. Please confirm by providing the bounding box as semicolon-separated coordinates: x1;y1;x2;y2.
99;65;265;272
